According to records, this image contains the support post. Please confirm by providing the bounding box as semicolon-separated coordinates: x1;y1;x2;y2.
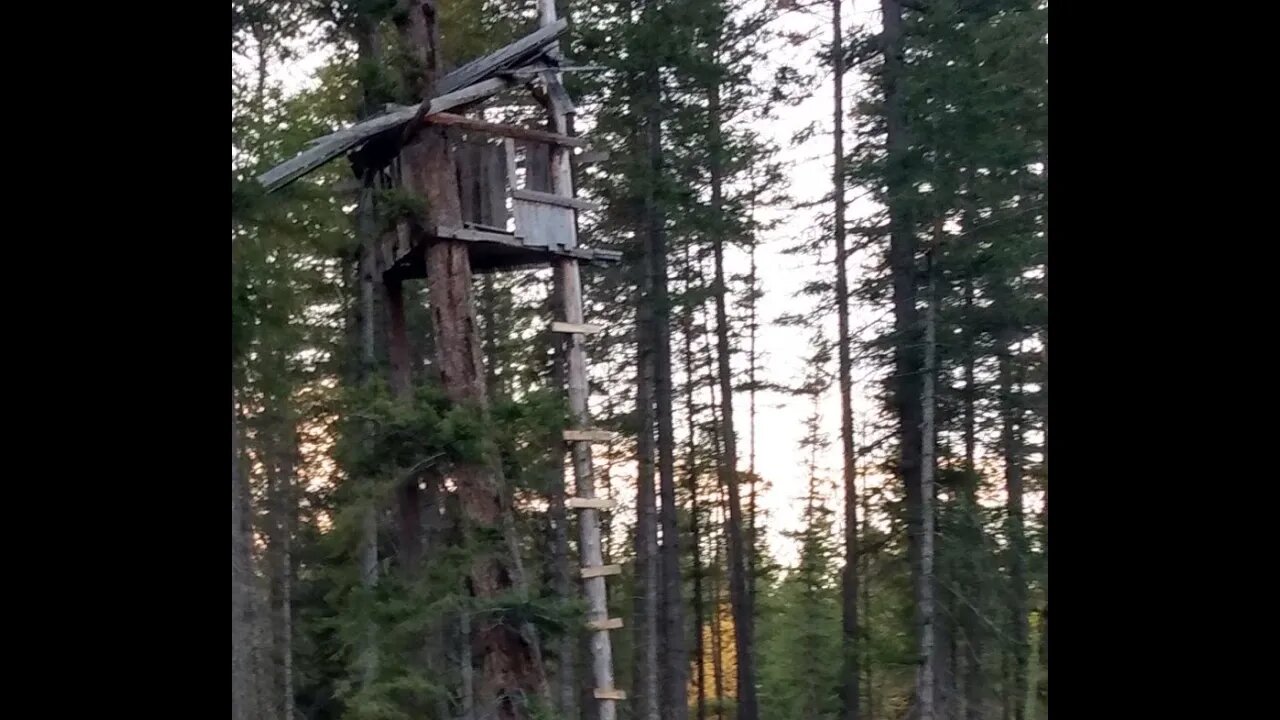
537;1;620;719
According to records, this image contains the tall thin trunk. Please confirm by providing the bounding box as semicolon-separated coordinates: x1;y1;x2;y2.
1039;150;1048;707
879;1;930;717
549;268;577;720
682;245;707;720
709;102;757;719
860;451;874;720
1039;330;1048;718
998;334;1028;720
355;165;382;683
710;526;725;712
960;274;985;720
266;430;296;720
634;222;661;720
638;5;687;710
232;389;255;720
702;268;727;718
746;238;759;610
919;251;939;720
833;1;861;718
386;279;422;573
353;12;384;687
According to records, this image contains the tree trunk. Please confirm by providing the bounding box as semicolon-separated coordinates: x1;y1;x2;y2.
232;389;256;720
644;42;688;720
702;270;728;719
710;113;757;720
634;228;662;720
355;168;383;687
832;1;861;718
396;3;547;716
385;279;425;579
266;430;296;720
860;457;874;720
998;331;1028;720
919;251;938;720
879;1;931;717
353;9;385;684
549;268;578;720
682;246;707;720
746;213;759;610
1039;331;1047;719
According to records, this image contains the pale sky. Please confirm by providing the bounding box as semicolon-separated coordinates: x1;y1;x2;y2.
244;0;892;567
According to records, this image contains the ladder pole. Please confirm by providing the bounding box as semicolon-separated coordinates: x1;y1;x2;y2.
538;2;620;718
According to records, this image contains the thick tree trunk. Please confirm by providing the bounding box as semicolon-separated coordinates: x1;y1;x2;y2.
395;3;547;717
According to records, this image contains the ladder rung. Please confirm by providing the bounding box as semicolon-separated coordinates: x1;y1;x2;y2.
586;617;624;631
566;497;616;511
551;321;604;334
563;429;615;443
594;689;627;701
581;564;622;579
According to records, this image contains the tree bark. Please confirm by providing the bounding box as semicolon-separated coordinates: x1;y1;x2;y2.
396;3;547;717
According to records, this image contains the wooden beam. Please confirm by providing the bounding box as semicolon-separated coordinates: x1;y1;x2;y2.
257;77;514;193
574;149;610;166
563;429;615;443
586;618;624;631
566;497;617;510
436;18;568;95
425;112;589;147
552;321;603;335
593;689;627;701
581;564;622;579
512;188;601;213
436;226;526;246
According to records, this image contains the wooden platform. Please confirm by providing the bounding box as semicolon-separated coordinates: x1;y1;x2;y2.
382;224;621;279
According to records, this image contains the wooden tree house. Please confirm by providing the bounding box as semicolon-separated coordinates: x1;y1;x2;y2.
256;10;624;720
